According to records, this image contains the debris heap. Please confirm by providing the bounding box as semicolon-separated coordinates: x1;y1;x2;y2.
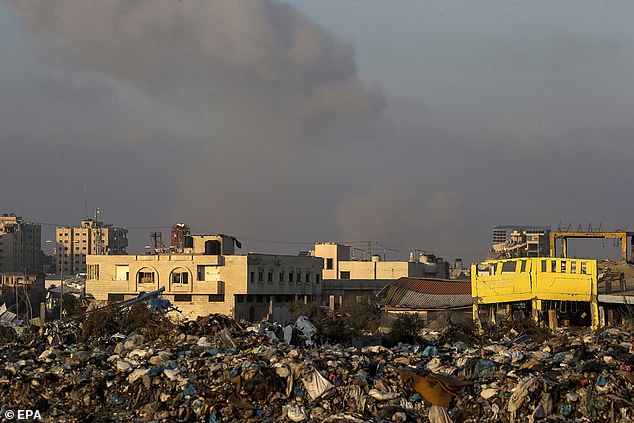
0;307;633;422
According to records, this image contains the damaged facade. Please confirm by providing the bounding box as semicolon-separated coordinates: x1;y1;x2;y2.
472;257;600;329
86;234;322;322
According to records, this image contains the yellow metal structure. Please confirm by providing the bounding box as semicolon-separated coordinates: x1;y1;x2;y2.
549;231;632;262
471;257;599;329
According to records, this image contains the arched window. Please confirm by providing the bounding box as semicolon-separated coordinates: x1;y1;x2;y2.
170;267;191;285
137;267;156;284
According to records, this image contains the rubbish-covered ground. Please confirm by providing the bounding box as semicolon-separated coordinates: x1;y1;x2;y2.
1;304;633;422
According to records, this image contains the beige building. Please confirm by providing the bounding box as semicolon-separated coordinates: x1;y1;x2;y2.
313;242;448;280
86;234;323;321
0;214;42;273
56;219;128;276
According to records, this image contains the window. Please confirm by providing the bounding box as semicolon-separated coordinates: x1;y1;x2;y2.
561;261;566;273
289;272;294;283
571;261;577;274
258;270;263;282
208;294;225;302
581;262;587;274
172;270;189;284
501;261;516;273
551;260;557;272
541;260;547;272
174;294;192;302
137;269;155;284
297;271;302;283
268;272;273;282
326;258;333;270
87;264;100;279
279;272;284;283
520;261;527;273
115;265;130;281
316;274;320;284
250;271;255;283
340;271;350;279
305;272;310;283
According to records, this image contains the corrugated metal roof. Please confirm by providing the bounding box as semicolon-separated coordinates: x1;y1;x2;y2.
378;277;472;310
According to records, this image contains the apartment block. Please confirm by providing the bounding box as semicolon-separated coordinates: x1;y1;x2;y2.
86;234;323;322
0;214;42;273
56;219;128;276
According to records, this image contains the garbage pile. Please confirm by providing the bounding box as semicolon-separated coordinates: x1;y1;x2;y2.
0;307;633;422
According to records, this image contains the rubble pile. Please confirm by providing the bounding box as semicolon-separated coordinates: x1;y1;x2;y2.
1;307;633;422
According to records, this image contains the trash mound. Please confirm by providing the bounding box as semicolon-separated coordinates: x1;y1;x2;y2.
0;324;18;344
81;302;174;343
1;311;633;422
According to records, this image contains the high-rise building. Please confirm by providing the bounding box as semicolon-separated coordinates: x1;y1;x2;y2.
55;219;128;275
0;214;42;273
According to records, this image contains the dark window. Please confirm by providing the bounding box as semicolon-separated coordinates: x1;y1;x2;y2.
501;261;516;273
108;293;125;302
250;271;255;283
246;294;253;303
197;265;205;281
208;294;225;302
236;295;244;303
316;274;320;284
258;270;263;282
326;258;333;270
297;272;302;283
340;271;350;279
289;273;294;283
256;295;263;303
268;272;273;282
204;240;221;255
279;272;284;282
551;260;557;272
183;236;194;249
305;272;310;283
174;294;192;302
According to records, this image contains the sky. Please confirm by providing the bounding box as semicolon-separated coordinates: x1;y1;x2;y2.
1;0;634;262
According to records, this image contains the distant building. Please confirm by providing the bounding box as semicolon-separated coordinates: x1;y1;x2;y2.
55;219;128;276
0;214;42;273
313;242;448;280
488;225;551;259
86;234;323;322
313;242;449;308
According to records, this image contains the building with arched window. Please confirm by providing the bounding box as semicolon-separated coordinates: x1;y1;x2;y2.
86;234;323;322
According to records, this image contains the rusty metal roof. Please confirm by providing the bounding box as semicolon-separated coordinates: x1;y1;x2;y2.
377;277;472;310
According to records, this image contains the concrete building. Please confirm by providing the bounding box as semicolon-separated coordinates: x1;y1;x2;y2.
314;242;449;308
313;242;448;280
55;219;128;276
488;225;551;259
86;234;323;322
0;214;42;274
472;257;600;329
